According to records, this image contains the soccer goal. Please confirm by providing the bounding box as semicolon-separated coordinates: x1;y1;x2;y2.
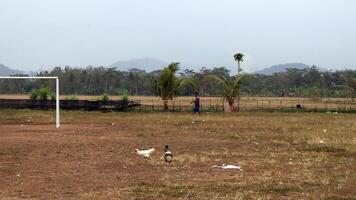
0;76;60;128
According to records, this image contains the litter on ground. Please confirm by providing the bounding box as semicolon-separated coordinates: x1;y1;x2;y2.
212;164;242;170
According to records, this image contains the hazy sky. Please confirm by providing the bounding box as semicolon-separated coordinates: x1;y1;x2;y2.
0;0;355;72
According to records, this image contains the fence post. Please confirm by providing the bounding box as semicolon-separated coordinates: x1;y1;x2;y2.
222;99;225;112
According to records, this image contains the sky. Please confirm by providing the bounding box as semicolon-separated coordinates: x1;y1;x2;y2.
0;0;355;72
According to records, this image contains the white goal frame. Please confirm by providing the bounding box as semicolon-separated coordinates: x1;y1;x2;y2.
0;76;60;128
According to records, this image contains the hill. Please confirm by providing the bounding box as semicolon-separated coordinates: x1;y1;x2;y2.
110;57;168;72
253;63;310;75
0;63;23;76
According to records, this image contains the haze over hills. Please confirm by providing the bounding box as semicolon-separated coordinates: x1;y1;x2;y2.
110;57;168;72
253;63;311;75
0;63;24;76
1;60;330;76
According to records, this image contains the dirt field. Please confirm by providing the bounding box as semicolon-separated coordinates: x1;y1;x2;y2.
0;110;355;199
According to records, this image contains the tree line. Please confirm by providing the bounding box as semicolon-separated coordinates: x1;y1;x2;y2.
0;63;355;101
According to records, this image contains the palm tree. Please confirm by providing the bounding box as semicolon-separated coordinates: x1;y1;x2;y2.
205;74;246;112
234;53;244;75
151;63;183;111
233;53;244;111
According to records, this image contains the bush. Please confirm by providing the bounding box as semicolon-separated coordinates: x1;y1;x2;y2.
29;88;54;101
101;93;110;102
50;93;56;100
30;89;40;100
121;91;129;101
39;88;50;101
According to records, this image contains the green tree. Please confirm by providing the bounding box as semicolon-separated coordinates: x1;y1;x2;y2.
336;77;356;101
129;68;146;96
234;53;244;75
151;63;183;111
181;67;210;96
233;53;245;111
347;78;356;101
206;74;246;112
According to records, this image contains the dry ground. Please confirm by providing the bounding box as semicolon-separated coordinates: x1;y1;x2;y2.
0;110;355;199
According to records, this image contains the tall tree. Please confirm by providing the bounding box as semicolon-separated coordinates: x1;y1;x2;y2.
151;63;183;111
336;75;356;101
129;68;145;96
346;78;356;101
233;53;245;111
234;53;244;75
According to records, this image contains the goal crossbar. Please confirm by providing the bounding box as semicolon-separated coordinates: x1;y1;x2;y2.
0;76;60;128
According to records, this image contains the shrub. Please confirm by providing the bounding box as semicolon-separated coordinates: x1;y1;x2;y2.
121;91;129;101
101;93;110;102
30;88;54;100
39;88;50;101
50;93;56;100
30;89;40;100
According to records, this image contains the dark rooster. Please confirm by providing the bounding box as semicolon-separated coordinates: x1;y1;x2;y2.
164;145;173;164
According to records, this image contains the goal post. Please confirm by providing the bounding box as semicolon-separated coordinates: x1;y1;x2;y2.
0;76;60;128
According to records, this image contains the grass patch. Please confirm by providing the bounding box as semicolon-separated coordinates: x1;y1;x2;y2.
132;182;195;198
301;145;356;158
304;146;346;153
204;183;244;194
259;184;302;194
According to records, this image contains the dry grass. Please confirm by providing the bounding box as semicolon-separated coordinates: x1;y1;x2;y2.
0;110;355;199
1;94;355;111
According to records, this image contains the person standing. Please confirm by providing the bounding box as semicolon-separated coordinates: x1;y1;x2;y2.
192;92;201;115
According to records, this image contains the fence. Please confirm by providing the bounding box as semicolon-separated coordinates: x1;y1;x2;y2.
131;98;356;113
0;99;140;111
0;98;355;113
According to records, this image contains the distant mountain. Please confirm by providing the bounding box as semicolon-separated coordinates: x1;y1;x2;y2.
0;63;23;76
110;57;168;72
253;63;310;75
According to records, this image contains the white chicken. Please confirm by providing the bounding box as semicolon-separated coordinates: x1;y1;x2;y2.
135;148;155;158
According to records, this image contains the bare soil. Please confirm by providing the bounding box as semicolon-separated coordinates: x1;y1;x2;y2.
0;110;355;199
